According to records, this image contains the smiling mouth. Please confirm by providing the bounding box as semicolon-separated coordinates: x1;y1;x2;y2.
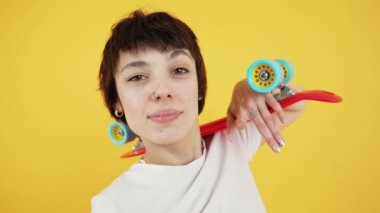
148;109;183;123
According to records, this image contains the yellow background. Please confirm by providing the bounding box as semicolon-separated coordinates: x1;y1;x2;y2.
1;0;379;212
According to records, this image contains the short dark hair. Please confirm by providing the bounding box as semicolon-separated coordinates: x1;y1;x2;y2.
99;10;207;123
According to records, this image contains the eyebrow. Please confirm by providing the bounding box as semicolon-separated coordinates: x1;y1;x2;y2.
169;49;192;59
120;49;192;73
120;61;148;73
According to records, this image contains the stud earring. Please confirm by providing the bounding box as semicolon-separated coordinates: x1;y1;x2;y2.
108;121;136;146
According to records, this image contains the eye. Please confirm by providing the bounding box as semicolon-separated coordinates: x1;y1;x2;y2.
128;74;147;82
173;67;189;75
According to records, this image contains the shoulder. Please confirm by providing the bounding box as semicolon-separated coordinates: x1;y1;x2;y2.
90;167;144;212
206;123;262;160
100;172;129;196
91;193;119;213
92;167;138;203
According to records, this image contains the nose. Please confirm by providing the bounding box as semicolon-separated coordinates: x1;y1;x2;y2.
151;80;173;102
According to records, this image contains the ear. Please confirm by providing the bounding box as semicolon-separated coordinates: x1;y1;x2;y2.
114;101;123;112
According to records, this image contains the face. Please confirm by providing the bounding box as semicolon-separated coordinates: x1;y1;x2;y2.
114;47;199;145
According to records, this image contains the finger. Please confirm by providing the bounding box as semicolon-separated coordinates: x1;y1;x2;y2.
235;106;249;130
257;101;285;147
248;106;281;153
271;87;281;95
226;108;237;132
265;93;287;124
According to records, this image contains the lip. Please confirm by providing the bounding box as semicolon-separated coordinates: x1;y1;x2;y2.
148;109;183;123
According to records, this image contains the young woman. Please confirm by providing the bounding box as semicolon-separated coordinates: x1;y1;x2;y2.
92;10;306;213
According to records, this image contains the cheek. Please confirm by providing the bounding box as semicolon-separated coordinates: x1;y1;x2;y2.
182;80;199;110
116;85;146;119
119;91;147;134
120;91;145;114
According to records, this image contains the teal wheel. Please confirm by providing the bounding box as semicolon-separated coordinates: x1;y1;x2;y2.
275;59;294;85
246;59;283;93
108;121;135;146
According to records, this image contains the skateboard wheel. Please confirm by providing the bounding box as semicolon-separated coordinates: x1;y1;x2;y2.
275;59;294;85
247;59;283;93
108;121;135;146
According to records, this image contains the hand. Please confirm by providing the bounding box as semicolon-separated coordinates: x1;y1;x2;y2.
226;80;287;153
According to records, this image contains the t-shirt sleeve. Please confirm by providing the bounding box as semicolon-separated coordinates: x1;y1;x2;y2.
91;194;118;213
228;122;262;160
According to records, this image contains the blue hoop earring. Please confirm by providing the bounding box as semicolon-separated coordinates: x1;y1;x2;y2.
108;121;136;146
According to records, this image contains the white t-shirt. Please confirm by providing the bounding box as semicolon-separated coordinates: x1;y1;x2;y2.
91;123;266;213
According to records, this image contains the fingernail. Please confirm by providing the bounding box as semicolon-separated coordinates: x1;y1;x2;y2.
272;145;281;153
282;118;288;124
279;139;285;147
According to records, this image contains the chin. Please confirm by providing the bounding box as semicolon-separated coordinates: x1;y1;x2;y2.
143;128;187;145
139;116;199;145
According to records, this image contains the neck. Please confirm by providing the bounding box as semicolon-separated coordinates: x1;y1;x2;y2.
141;124;202;166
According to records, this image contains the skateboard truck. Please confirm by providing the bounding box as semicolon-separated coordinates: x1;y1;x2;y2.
274;84;295;101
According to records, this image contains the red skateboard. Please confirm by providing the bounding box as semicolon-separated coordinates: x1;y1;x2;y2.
120;89;342;158
108;59;343;159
